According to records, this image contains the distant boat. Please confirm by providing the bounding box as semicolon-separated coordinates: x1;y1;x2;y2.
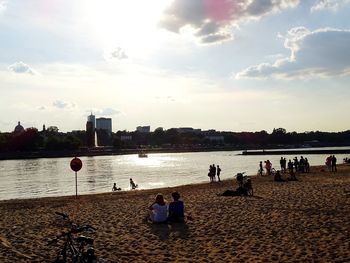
138;151;148;158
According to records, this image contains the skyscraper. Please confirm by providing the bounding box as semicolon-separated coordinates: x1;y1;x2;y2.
86;121;95;148
96;118;112;133
87;113;96;130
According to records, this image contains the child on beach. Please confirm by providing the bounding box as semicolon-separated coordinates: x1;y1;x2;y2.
130;178;138;190
112;183;121;191
144;194;168;223
168;191;185;223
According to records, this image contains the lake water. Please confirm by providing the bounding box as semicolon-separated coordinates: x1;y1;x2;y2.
0;149;349;200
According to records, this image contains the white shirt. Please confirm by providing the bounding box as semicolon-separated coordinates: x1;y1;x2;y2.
151;203;168;223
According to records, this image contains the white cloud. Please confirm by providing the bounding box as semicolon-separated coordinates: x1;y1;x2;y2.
236;27;350;79
105;47;128;60
311;0;350;12
94;108;121;116
53;100;76;109
155;96;176;103
159;0;299;44
8;61;36;75
0;1;7;14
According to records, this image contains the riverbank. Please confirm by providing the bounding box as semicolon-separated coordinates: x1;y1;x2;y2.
0;165;349;262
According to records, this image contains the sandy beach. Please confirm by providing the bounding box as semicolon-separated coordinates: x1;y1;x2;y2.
0;164;349;262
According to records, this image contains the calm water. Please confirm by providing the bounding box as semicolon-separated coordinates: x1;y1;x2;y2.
0;149;348;200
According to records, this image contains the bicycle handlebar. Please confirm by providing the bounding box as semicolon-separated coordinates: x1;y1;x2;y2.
72;225;97;233
48;224;96;245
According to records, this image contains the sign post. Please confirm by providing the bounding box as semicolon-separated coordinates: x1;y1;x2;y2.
70;157;82;198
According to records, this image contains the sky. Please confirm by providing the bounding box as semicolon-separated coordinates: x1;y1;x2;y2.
1;0;350;133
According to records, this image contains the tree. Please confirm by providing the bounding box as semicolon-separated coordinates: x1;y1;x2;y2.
47;126;59;133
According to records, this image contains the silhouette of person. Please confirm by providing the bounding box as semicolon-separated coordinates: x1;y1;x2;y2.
112;183;121;191
331;155;337;172
130;178;138;189
168;191;185;223
259;161;263;176
216;165;221;182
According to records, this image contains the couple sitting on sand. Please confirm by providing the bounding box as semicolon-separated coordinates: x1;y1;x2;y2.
144;191;186;224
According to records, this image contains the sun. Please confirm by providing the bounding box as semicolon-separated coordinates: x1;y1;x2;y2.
82;0;172;57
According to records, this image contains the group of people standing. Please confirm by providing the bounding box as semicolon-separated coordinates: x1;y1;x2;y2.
287;156;310;174
325;155;337;172
258;156;311;180
208;164;221;182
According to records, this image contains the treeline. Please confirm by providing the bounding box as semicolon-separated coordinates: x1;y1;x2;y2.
1;127;350;152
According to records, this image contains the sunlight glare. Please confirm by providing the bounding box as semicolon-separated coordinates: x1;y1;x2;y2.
83;0;173;57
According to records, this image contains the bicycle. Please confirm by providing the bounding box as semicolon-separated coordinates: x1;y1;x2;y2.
235;172;254;196
257;169;266;176
49;212;99;263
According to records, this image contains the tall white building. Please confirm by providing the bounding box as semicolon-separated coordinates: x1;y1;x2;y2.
87;113;96;130
96;118;112;133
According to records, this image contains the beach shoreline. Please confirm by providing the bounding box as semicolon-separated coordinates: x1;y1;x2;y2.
0;164;349;262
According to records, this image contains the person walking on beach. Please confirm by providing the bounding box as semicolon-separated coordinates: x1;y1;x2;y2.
216;165;221;182
168;191;185;223
259;161;264;176
144;193;168;223
331;155;337;172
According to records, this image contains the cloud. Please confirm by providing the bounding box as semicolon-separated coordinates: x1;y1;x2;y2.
94;108;121;116
155;96;176;102
236;27;350;79
8;61;36;75
105;47;128;60
0;1;6;14
53;100;76;109
159;0;299;44
311;0;350;12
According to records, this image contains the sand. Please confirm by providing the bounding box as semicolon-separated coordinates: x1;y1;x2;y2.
0;164;350;262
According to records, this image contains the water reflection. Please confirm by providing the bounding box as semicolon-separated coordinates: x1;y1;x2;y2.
0;150;349;200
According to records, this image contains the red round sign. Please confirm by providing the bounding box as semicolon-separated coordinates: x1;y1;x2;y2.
70;157;82;172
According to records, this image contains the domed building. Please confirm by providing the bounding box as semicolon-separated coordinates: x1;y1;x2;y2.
14;121;25;134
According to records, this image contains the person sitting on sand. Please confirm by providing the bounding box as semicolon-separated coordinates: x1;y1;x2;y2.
274;170;285;182
112;183;121;191
144;193;168;223
168;191;185;223
130;178;138;190
218;186;247;196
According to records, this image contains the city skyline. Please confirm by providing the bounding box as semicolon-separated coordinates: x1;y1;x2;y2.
1;1;350;133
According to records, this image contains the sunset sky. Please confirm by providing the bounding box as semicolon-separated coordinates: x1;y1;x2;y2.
1;0;350;133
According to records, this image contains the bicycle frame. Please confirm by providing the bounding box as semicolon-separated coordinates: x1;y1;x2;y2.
55;233;80;263
51;212;97;263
